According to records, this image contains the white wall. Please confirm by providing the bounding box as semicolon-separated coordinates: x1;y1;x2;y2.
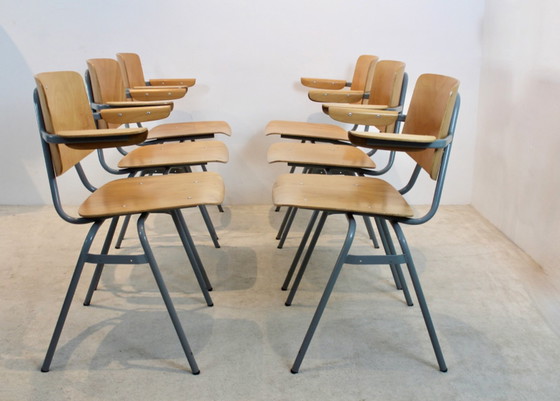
0;0;484;205
474;0;560;275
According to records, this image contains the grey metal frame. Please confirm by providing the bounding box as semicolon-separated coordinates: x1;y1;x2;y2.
283;95;460;374
34;89;209;374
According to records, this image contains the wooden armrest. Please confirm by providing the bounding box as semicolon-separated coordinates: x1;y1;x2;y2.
322;103;388;114
308;89;364;103
52;127;148;149
105;100;174;109
99;105;172;125
300;77;347;90
328;107;399;126
128;87;187;101
348;131;449;151
148;78;196;87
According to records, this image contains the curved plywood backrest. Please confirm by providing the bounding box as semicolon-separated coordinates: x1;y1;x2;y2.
116;52;145;88
402;73;460;179
35;71;95;176
368;60;406;108
87;58;127;103
350;55;379;91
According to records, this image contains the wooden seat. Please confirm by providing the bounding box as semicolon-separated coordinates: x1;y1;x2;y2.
87;58;231;143
272;73;460;374
267;142;375;170
34;70;225;374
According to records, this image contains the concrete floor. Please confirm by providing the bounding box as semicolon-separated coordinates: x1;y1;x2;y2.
1;204;559;400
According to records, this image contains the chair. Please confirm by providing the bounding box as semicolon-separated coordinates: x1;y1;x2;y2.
116;52;195;99
300;55;378;100
266;60;407;248
86;58;229;248
34;70;225;374
272;73;460;373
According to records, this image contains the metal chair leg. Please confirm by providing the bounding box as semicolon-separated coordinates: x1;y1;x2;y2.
391;221;447;372
362;216;380;248
198;205;220;249
171;210;214;306
137;213;200;375
377;218;413;307
285;211;329;306
281;210;319;291
277;207;298;248
41;221;103;372
84;216;120;305
114;214;131;249
291;213;356;374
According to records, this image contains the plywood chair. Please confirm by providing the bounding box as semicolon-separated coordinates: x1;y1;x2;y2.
300;55;378;98
34;70;225;374
272;73;460;373
86;58;228;248
116;52;195;100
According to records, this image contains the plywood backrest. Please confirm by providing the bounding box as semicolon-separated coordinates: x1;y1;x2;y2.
368;60;406;108
402;74;460;179
87;58;127;103
116;52;145;88
35;71;95;176
350;55;379;91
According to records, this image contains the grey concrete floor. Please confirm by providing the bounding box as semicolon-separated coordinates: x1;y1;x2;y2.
1;204;559;400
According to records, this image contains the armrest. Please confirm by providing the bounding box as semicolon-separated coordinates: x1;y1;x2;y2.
99;105;172;125
148;78;196;87
322;102;389;114
128;87;187;101
348;131;451;151
308;89;364;103
300;77;348;90
328;107;399;127
43;127;148;150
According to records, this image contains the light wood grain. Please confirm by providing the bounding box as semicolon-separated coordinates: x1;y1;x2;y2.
149;78;196;87
99;105;172;125
273;173;414;218
267;142;375;169
264;120;349;142
128;87;187;101
308;89;364;104
327;108;399;127
118;140;228;169
79;172;224;218
148;121;232;140
300;77;346;90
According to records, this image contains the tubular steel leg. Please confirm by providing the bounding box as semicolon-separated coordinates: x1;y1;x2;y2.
282;210;320;291
291;213;356;374
377;218;413;307
285;211;328;306
390;221;447;372
277;207;298;248
41;221;103;372
171;210;214;306
137;213;200;375
174;210;213;292
362;216;380;248
84;216;120;306
198;205;220;249
114;215;131;249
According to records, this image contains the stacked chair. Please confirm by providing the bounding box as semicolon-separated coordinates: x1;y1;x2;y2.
268;69;460;373
266;60;408;250
85;57;229;249
34;54;231;374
